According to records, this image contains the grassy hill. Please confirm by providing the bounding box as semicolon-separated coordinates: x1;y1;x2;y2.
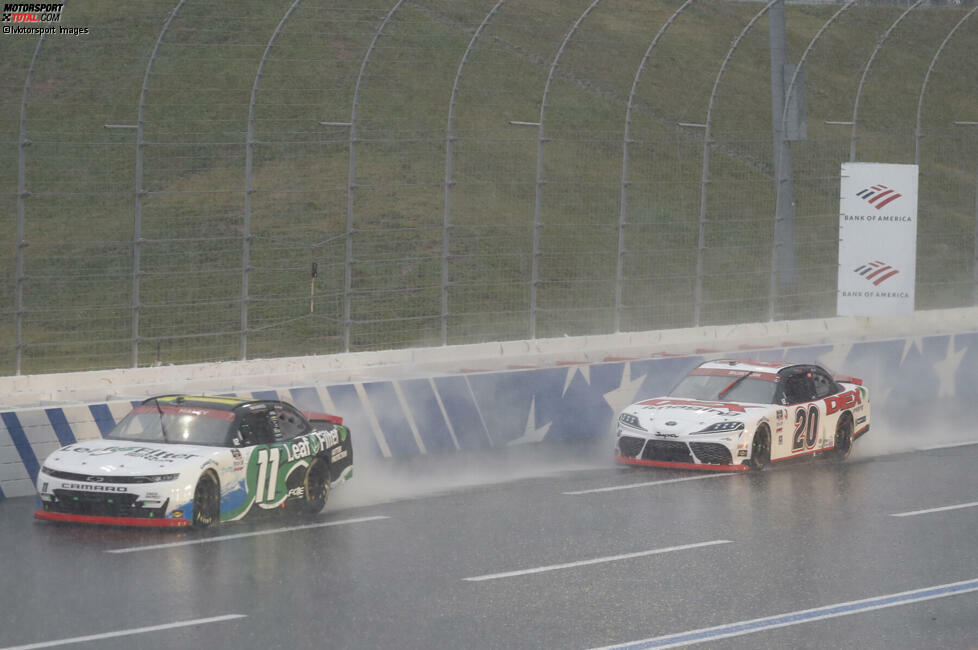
0;0;975;373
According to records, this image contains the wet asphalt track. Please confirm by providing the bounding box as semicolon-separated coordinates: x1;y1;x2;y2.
1;439;976;650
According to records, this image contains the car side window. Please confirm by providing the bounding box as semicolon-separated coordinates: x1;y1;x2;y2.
783;373;816;404
812;369;836;399
274;404;308;439
239;410;275;446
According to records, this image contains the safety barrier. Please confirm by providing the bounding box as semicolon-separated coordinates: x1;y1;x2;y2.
3;318;977;499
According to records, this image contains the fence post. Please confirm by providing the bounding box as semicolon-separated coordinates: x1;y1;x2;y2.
243;0;304;361
699;0;778;327
617;0;694;333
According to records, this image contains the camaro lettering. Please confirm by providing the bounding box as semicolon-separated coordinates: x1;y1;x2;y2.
824;389;862;415
62;482;127;492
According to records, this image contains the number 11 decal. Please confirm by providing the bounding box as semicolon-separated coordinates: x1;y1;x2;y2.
254;447;281;503
792;405;820;451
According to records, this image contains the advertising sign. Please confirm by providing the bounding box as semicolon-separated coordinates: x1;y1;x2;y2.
837;163;918;316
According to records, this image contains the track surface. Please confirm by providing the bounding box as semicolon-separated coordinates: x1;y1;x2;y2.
1;441;976;649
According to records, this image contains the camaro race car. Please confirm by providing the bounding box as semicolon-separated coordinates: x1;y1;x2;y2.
614;360;870;471
34;394;353;527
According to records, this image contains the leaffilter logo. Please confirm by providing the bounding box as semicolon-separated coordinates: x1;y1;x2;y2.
856;184;902;210
854;260;899;286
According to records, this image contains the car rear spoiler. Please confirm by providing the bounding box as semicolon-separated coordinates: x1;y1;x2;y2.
303;411;344;425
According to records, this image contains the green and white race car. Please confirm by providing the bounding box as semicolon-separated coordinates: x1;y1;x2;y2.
35;394;353;527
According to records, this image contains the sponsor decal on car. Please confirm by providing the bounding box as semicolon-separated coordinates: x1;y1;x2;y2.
61;482;127;492
68;445;200;462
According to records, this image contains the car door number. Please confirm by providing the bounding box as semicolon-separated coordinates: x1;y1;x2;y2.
254;447;282;503
792;405;820;451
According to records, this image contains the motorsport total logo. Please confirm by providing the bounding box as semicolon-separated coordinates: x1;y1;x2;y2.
2;3;63;22
2;2;88;35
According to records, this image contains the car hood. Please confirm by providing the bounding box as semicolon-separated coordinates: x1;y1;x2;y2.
626;397;765;433
42;439;216;475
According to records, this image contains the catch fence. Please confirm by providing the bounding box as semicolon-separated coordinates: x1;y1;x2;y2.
0;0;975;374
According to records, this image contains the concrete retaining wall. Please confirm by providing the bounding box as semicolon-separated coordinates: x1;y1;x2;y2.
3;308;978;499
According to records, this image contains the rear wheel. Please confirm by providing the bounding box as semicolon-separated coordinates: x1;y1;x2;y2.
827;413;853;461
192;471;220;528
302;457;330;515
748;425;770;471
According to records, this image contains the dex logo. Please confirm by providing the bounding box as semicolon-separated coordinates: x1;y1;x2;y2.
854;260;899;286
856;184;902;210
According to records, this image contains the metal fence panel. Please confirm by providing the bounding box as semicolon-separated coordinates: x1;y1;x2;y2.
1;0;976;375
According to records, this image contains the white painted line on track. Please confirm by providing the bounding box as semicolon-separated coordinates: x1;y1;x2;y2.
0;614;246;650
590;578;978;650
563;473;737;495
106;515;390;554
463;540;731;582
890;501;978;517
918;440;978;451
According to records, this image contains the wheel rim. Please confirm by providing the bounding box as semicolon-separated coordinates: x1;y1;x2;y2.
753;429;769;468
836;417;853;456
194;474;217;526
305;460;329;509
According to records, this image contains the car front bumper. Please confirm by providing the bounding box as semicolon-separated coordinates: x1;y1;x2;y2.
615;434;749;472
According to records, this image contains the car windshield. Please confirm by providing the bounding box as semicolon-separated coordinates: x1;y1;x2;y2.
670;372;778;404
106;404;234;446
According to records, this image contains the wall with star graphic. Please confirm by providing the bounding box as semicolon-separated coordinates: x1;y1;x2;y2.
2;331;976;499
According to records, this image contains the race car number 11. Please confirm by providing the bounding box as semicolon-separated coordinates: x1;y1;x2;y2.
254;447;281;504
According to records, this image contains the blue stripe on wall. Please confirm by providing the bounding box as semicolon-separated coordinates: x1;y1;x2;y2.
289;387;325;413
327;384;383;458
363;382;419;457
1;412;40;482
88;404;116;436
45;408;76;447
0;483;5;499
399;378;457;453
251;390;280;401
432;377;491;450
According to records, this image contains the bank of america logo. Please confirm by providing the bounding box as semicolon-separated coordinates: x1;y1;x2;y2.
856;184;902;210
854;260;899;286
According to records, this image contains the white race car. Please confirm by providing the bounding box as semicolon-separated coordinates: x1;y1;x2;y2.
614;360;870;471
35;394;353;527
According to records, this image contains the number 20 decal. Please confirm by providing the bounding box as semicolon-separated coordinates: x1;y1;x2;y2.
792;405;820;451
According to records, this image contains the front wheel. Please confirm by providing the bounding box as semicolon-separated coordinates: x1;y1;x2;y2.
747;425;770;471
302;457;331;515
192;471;220;528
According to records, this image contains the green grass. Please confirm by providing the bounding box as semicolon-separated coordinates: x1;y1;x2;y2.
0;0;975;373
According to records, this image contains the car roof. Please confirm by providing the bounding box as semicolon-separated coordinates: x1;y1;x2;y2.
144;394;264;412
696;359;804;375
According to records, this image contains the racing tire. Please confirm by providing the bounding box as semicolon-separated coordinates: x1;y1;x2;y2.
827;412;853;462
302;457;331;515
747;425;770;472
192;471;220;528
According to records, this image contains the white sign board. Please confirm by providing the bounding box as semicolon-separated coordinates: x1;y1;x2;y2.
837;162;918;316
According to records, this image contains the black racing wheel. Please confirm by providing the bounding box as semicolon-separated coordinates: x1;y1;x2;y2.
748;425;770;471
302;457;331;515
192;471;220;528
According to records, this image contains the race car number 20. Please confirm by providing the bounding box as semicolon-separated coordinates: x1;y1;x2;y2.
792;405;820;451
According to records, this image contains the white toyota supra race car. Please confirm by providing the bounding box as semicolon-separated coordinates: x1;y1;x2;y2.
614;360;870;471
34;394;353;527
